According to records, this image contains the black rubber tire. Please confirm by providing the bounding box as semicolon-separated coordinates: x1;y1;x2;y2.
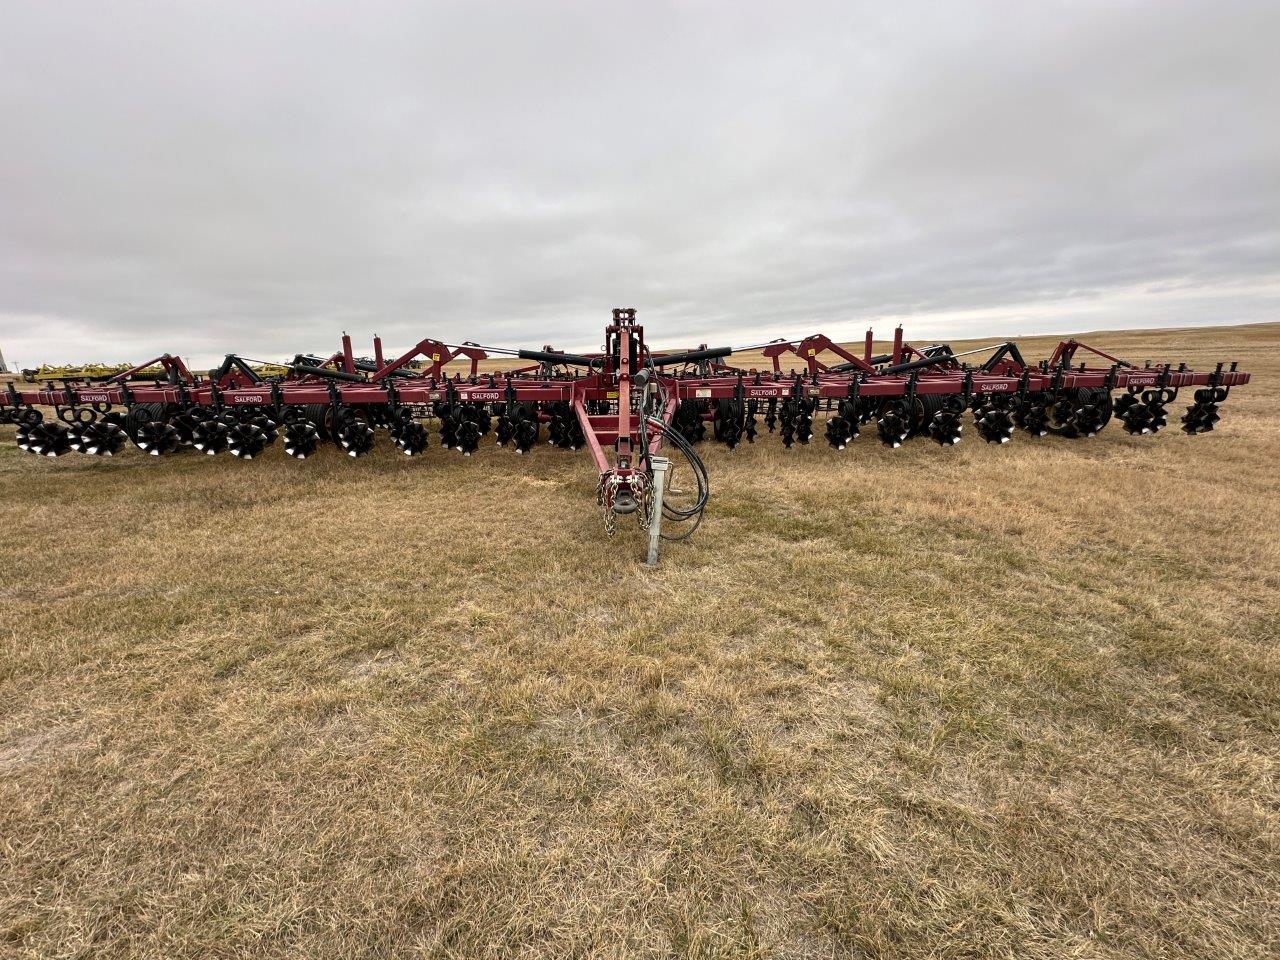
910;393;947;436
1078;387;1113;429
301;404;334;440
1045;387;1112;438
125;402;168;437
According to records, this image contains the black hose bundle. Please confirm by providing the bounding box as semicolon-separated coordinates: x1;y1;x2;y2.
644;415;710;540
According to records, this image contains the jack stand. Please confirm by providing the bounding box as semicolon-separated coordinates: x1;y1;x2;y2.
645;456;670;566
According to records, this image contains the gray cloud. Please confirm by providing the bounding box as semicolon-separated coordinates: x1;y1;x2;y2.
1;0;1276;367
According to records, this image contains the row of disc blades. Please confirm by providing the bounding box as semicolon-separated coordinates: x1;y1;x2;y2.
8;384;1230;462
672;386;1226;453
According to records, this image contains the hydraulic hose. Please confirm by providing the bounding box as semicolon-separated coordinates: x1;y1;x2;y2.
650;346;734;367
515;348;598;368
645;415;710;539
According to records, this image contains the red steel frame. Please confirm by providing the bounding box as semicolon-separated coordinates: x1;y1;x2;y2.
1;308;1254;531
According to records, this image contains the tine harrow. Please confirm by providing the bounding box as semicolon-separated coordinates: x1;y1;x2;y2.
1;309;1253;556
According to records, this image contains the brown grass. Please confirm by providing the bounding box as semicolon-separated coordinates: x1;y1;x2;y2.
1;322;1277;959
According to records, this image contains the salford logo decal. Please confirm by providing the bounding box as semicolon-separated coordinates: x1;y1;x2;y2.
465;391;502;401
979;383;1011;391
80;393;111;402
232;395;266;403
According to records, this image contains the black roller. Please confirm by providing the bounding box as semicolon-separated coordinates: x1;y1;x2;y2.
1181;404;1218;434
1073;387;1114;438
1042;388;1112;439
66;418;90;453
494;412;516;447
395;420;429;456
546;402;584;450
227;421;268;459
927;407;964;446
338;418;375;457
546;415;564;447
910;393;947;437
1181;387;1225;434
437;403;460;449
18;421;71;457
974;403;1015;444
1012;393;1050;436
513;413;539;453
1149;405;1169;433
500;404;540;454
713;399;744;449
454;418;482;455
824;415;855;449
764;398;778;433
133;420;181;456
1116;389;1160;436
80;420;127;456
286;404;334;440
1143;389;1171;434
1118;402;1154;435
875;392;945;448
779;397;814;448
824;398;860;450
876;400;912;448
673;400;707;444
65;426;85;453
467;406;492;438
170;408;213;446
124;403;168;440
283;420;321;459
248;413;279;444
191;418;230;455
1046;393;1082;438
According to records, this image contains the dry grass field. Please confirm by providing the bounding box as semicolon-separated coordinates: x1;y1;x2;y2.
1;323;1277;959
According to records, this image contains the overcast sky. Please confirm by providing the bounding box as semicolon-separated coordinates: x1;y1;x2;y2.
1;1;1276;367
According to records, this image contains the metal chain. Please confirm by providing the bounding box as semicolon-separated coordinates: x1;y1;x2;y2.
598;471;652;534
598;475;617;536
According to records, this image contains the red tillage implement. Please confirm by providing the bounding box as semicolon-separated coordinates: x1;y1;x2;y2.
1;308;1252;552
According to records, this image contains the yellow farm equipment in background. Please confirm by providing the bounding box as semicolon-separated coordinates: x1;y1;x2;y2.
22;363;162;383
24;361;292;383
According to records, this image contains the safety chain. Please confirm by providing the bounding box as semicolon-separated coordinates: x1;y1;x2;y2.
597;471;653;535
597;475;617;536
639;479;655;531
